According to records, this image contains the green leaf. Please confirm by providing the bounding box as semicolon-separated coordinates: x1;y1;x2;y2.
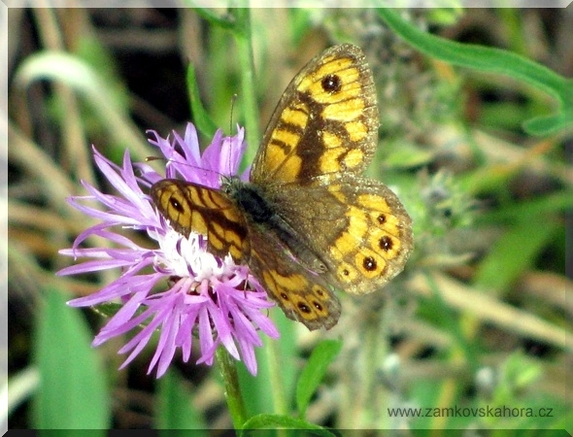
186;62;218;138
237;312;298;418
522;113;573;136
383;140;433;169
241;413;337;436
33;288;109;432
377;9;573;136
296;339;342;418
476;191;573;223
237;355;274;417
473;216;560;292
157;369;207;435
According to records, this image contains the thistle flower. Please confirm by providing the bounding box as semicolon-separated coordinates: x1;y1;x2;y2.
58;123;279;377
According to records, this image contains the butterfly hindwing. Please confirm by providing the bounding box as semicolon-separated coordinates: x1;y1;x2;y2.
256;178;413;295
247;226;341;330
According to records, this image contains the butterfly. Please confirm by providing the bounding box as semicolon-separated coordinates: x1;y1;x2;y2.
151;44;413;330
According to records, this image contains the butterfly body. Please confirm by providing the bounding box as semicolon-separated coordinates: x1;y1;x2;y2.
151;44;413;330
224;177;330;273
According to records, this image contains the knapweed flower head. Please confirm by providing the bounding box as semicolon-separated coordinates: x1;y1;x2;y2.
58;123;279;377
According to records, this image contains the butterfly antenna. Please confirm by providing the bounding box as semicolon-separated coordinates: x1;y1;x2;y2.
229;93;238;136
227;94;239;176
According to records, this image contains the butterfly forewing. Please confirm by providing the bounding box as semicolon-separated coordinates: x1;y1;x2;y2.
150;179;250;262
252;44;378;186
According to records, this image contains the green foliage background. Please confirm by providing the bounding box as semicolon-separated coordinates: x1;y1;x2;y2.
7;6;572;434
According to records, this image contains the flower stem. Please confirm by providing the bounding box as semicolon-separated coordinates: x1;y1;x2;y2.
265;332;289;416
216;346;248;429
230;7;261;164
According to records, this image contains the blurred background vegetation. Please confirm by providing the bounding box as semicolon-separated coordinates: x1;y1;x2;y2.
7;6;573;434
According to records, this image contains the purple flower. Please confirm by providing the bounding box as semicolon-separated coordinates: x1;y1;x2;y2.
58;123;279;377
